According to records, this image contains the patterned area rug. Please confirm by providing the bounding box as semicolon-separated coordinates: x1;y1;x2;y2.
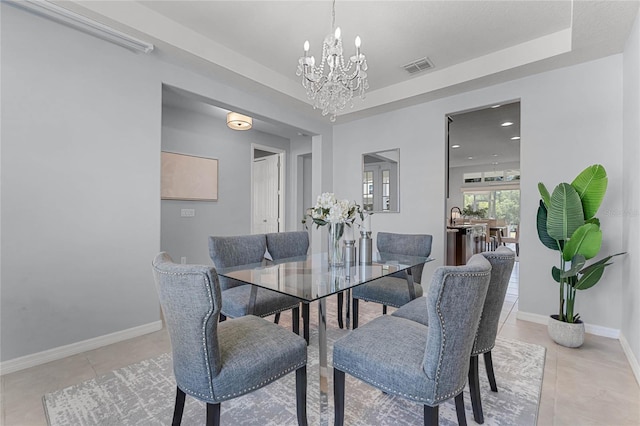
44;328;545;425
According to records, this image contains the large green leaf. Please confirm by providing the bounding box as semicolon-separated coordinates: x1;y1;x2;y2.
547;183;584;241
538;183;551;207
575;265;606;290
537;201;560;251
571;164;608;220
552;266;562;283
575;252;625;290
562;223;602;261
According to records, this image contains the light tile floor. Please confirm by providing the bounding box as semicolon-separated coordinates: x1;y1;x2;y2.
2;259;639;425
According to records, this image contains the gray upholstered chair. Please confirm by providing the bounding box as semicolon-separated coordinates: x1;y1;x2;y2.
351;232;432;328
208;234;301;334
266;231;310;343
151;253;308;426
266;231;309;260
392;246;516;424
333;254;492;426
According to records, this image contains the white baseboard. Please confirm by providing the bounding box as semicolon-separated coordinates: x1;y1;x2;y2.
516;311;620;338
619;333;640;387
0;320;163;375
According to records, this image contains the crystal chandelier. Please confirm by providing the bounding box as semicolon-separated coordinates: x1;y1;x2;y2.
296;0;368;122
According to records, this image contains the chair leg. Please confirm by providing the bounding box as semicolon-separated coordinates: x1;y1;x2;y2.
292;306;300;335
352;299;359;329
274;312;281;324
468;355;484;424
424;404;438;426
484;351;498;392
302;302;310;345
206;403;221;426
296;366;308;426
337;292;344;329
172;387;186;426
334;368;346;426
382;305;387;315
455;392;467;426
219;314;226;322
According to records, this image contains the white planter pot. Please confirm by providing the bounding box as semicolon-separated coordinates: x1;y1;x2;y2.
548;315;585;348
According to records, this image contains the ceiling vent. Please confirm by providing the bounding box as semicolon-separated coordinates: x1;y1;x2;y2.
403;57;434;75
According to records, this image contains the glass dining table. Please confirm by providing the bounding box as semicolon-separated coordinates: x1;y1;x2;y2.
217;252;433;425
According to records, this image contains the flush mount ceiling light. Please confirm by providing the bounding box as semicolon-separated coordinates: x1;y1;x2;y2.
8;0;154;53
227;112;252;131
501;121;514;127
451;144;461;149
511;136;521;140
296;0;368;122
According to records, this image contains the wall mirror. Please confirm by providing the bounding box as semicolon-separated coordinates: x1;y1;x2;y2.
362;149;399;213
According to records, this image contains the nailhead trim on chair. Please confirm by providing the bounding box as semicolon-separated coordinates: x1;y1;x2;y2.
153;268;216;400
472;343;496;355
215;361;306;401
432;270;490;403
333;362;436;404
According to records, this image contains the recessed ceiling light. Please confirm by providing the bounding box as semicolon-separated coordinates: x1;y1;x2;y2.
511;136;521;140
451;144;461;149
491;104;501;108
501;121;513;127
492;154;499;157
468;156;473;160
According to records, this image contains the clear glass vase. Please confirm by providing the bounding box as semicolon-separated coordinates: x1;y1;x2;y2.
327;222;345;267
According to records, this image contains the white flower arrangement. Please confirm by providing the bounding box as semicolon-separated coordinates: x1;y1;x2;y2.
303;192;363;228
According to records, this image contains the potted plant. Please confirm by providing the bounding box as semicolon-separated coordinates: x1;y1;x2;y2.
537;164;624;347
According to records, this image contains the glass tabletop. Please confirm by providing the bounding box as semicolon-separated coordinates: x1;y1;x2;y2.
217;252;434;303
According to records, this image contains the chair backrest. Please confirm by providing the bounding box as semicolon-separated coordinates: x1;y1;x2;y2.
208;234;267;290
152;253;221;400
473;247;516;354
266;231;309;260
421;254;491;405
376;232;432;284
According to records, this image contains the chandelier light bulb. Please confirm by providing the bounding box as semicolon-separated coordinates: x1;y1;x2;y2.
334;27;341;39
304;40;309;52
355;36;361;48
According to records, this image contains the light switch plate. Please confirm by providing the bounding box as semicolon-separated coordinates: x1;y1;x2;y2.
181;209;195;217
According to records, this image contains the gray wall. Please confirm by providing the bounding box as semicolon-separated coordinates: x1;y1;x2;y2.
161;103;291;266
334;55;627;332
622;14;640;369
1;4;161;360
1;3;331;363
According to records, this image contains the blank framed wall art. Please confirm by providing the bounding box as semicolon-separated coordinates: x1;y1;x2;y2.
161;152;218;201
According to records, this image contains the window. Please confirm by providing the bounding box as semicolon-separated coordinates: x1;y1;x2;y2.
463;189;520;225
464;170;520;183
363;171;374;211
464;172;482;183
382;170;390;211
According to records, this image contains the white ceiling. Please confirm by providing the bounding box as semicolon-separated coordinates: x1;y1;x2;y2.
449;101;521;168
59;0;638;164
67;0;639;122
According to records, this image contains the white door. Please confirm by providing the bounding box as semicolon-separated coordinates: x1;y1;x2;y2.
252;154;280;233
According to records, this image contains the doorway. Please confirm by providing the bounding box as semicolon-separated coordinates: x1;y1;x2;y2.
445;101;521;295
252;144;285;234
